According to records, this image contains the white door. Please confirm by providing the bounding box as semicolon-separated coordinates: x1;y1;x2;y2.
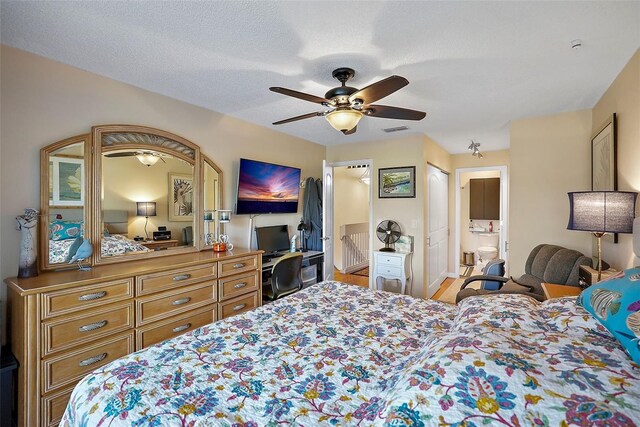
427;164;449;297
322;160;334;281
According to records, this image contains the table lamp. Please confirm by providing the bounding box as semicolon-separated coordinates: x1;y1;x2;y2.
567;191;637;281
136;201;157;240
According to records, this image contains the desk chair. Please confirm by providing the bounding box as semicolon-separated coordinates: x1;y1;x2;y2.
263;252;303;302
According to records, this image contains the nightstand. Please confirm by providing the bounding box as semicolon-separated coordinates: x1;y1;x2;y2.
579;265;620;287
141;239;179;250
373;251;412;295
542;283;582;299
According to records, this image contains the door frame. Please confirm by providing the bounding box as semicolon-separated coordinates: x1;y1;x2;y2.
323;159;374;288
453;165;509;277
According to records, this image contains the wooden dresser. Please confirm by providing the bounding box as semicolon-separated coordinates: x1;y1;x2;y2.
5;249;262;427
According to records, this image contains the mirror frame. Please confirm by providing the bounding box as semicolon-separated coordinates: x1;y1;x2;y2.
39;134;92;271
93;124;205;266
201;155;224;249
39;124;224;270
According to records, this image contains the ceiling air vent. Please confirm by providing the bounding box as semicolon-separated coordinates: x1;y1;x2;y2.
382;126;409;133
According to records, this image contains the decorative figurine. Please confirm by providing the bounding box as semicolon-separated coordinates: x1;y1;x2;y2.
16;208;39;278
68;238;93;271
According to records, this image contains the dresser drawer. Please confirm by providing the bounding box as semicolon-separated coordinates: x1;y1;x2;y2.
137;263;216;296
136;305;216;350
377;265;402;277
42;278;134;319
219;255;258;277
43;332;134;394
377;254;402;266
42;386;73;427
219;292;258;320
136;282;215;326
219;272;258;301
43;301;134;356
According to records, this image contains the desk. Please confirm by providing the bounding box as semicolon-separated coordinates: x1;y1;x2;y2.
141;239;179;250
261;251;324;289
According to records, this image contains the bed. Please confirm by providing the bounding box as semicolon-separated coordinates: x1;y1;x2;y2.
49;234;150;263
61;281;640;426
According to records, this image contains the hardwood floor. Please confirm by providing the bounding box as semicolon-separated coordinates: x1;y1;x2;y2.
333;268;369;288
431;277;456;301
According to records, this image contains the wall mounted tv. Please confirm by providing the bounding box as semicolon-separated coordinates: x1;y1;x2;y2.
236;158;302;214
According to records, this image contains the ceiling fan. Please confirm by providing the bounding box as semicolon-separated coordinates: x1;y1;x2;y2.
104;150;168;166
270;67;426;135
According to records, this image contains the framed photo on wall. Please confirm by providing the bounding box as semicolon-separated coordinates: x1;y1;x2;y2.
49;156;84;207
591;113;617;191
169;173;194;221
379;166;416;198
591;113;618;243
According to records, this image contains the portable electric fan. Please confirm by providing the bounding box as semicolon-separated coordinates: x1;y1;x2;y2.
376;220;401;252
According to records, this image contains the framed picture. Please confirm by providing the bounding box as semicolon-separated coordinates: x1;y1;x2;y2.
169;173;194;221
592;113;617;191
379;166;416;198
49;156;84;207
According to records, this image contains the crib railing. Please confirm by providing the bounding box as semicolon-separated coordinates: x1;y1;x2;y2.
340;222;369;273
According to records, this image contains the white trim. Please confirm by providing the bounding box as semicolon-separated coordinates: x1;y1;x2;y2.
325;159;374;289
454;165;509;277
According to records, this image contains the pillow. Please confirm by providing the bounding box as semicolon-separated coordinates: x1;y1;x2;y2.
50;220;83;241
578;266;640;363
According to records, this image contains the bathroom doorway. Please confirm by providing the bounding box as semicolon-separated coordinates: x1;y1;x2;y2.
454;166;509;277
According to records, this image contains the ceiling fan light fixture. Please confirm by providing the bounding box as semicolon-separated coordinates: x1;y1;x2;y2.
325;109;363;133
136;152;160;166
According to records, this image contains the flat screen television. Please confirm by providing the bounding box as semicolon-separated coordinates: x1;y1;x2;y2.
236;158;301;214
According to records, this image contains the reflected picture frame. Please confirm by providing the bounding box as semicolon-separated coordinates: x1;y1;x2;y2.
379;166;416;199
50;156;84;207
169;173;194;221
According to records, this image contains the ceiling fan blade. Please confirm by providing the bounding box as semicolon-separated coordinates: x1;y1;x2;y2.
273;112;323;125
365;104;426;121
104;152;136;158
349;75;408;104
341;126;357;135
270;87;330;105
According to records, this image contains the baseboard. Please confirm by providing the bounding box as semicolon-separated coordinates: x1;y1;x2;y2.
447;272;457;279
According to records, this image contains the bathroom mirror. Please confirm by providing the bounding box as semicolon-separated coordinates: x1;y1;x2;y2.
40;135;91;271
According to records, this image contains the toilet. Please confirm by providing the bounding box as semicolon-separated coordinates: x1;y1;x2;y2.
477;234;499;269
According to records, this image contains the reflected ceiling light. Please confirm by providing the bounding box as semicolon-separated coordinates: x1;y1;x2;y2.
136;152;160;166
325;108;363;133
468;140;483;159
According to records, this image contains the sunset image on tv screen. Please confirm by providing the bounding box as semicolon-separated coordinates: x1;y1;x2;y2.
237;159;301;206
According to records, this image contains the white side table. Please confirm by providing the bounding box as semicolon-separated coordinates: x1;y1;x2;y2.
374;250;412;295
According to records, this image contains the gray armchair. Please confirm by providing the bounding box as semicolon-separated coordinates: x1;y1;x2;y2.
456;244;592;303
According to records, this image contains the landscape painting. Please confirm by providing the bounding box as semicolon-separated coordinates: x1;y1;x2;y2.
379;166;416;198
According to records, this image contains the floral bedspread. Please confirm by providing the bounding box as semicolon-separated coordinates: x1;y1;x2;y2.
50;235;150;263
61;282;640;426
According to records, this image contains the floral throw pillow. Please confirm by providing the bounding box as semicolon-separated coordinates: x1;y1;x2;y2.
50;220;83;241
578;266;640;363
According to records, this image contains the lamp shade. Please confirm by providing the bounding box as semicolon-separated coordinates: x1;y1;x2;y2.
325;109;363;132
136;202;157;217
136;152;160;166
567;191;637;233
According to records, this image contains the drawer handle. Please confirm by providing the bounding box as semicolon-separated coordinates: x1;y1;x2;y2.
172;297;191;306
172;323;192;333
78;291;107;301
233;282;247;289
79;353;107;367
173;274;192;281
233;263;245;269
78;320;107;332
233;303;247;311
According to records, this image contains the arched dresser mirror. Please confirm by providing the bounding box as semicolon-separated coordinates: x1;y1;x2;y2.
40;125;223;270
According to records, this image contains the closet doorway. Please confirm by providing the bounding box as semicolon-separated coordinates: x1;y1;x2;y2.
427;164;449;297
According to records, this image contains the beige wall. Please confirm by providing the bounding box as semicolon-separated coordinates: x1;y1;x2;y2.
448;150;509;275
592;49;640;269
333;167;370;271
0;45;326;320
509;110;593;276
327;135;428;298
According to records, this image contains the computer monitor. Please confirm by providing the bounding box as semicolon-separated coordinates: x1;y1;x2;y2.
255;225;290;255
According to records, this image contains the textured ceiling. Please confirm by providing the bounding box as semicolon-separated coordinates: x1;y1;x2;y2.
1;1;638;153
